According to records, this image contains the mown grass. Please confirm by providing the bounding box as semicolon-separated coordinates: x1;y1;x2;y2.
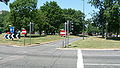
69;36;120;49
0;33;78;46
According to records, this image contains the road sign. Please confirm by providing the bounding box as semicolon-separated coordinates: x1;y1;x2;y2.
22;29;26;46
60;30;66;36
22;29;27;34
10;27;14;33
16;34;20;39
4;34;11;39
4;34;20;39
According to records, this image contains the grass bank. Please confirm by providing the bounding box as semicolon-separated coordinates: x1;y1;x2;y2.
0;33;78;46
69;36;120;49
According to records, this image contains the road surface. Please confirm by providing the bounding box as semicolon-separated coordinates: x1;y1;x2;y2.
0;37;120;68
83;49;120;68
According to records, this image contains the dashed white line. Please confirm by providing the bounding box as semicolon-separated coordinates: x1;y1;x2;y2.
77;49;84;68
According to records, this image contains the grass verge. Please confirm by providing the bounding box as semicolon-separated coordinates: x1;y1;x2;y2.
69;36;120;49
0;33;78;46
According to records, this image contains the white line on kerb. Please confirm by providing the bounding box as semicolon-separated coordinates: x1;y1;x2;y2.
77;49;84;68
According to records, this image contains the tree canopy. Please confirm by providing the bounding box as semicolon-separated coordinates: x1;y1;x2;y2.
89;0;120;37
40;1;64;34
9;0;37;30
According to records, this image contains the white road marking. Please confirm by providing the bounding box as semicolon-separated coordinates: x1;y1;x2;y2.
85;63;120;66
84;55;120;57
77;49;84;68
56;48;120;51
81;49;117;50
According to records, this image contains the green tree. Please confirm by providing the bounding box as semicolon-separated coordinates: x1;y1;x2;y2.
0;10;10;32
40;1;64;35
0;10;9;27
34;10;48;35
89;0;120;37
63;8;84;35
9;0;37;31
91;10;106;37
85;19;100;35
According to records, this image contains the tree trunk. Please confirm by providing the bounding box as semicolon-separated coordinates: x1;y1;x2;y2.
102;27;105;38
116;30;119;37
39;30;42;36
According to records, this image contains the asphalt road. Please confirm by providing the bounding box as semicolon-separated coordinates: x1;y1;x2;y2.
83;50;120;68
0;37;120;68
0;37;80;68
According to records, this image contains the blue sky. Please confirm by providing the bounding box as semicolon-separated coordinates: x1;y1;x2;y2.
0;0;99;19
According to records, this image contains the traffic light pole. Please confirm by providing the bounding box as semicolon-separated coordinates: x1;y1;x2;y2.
67;20;69;46
30;22;32;45
64;22;67;48
63;21;71;48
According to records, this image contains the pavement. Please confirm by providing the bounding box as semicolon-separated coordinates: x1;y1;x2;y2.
0;37;120;68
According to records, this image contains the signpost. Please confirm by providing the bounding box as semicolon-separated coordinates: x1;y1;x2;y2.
30;22;31;45
67;20;69;46
60;30;66;36
64;22;67;48
4;34;20;39
22;29;27;34
10;27;14;40
5;26;20;40
29;22;34;45
22;29;27;46
10;27;14;33
62;21;71;48
60;30;66;47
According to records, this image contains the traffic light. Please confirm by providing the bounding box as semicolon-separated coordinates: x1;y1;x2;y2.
70;22;74;31
31;23;34;32
71;23;74;30
0;0;9;5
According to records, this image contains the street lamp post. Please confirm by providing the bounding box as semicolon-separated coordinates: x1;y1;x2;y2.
82;0;85;40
